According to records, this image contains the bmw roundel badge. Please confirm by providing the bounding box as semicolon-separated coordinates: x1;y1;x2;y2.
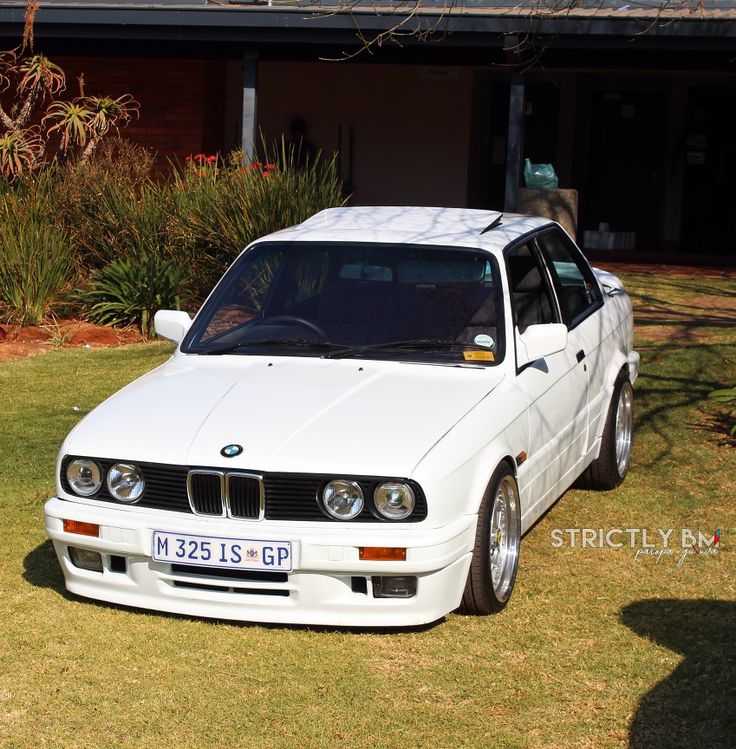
220;444;243;458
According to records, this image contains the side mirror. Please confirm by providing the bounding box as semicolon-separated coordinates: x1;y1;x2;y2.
515;323;568;368
154;310;192;344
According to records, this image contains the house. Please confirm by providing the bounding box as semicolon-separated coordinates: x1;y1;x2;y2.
1;0;734;262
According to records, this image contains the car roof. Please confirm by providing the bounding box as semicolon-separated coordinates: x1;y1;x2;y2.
260;206;554;254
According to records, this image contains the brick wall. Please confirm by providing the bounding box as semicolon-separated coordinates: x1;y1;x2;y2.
54;57;227;164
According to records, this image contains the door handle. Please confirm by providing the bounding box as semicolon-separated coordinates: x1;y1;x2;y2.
576;350;586;363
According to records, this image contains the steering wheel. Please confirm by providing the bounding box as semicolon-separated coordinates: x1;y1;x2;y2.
257;315;327;339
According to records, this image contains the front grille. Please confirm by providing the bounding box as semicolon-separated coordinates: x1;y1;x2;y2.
228;474;262;519
188;471;224;516
171;564;287;583
169;563;289;597
61;456;427;522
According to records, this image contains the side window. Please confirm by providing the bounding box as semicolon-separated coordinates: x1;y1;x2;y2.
506;243;558;333
537;230;603;325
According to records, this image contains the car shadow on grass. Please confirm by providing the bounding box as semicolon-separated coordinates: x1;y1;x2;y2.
621;599;735;748
23;539;444;634
23;538;69;595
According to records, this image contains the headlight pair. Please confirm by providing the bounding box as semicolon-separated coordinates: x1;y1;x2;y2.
322;479;416;521
66;458;144;503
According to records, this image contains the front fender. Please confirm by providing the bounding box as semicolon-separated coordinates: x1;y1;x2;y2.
412;380;529;526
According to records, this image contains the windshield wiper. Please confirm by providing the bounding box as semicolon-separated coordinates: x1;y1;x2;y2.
323;339;494;360
200;339;350;356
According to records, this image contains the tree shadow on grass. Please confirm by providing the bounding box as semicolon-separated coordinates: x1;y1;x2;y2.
621;599;736;749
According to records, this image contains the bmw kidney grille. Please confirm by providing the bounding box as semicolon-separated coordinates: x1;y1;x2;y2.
186;470;264;520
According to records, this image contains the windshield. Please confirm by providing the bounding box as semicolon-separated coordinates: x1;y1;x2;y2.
182;241;504;365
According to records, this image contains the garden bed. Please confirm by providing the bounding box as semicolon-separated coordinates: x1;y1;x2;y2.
0;320;143;362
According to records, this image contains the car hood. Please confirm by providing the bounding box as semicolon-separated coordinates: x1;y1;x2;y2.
64;356;505;477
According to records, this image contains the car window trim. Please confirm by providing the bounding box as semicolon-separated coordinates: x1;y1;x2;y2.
502;232;562;375
532;227;604;331
182;240;507;365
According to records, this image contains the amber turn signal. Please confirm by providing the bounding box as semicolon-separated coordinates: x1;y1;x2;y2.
62;519;100;537
359;547;406;561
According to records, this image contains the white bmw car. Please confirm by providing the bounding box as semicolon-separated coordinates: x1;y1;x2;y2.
45;207;639;627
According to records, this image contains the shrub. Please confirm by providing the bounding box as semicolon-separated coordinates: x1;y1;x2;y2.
0;182;73;325
171;142;345;296
74;255;192;337
709;386;736;437
54;139;166;270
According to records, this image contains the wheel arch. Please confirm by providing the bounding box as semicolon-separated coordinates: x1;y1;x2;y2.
595;351;630;440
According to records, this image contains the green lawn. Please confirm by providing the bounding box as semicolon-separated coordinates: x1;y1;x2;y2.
1;271;734;749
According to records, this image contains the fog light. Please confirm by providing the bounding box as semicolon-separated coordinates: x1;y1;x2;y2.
68;546;103;572
371;575;417;598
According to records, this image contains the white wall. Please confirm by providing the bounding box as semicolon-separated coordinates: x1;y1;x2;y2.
257;62;473;207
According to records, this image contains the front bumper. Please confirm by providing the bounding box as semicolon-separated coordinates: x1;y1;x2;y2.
44;497;476;627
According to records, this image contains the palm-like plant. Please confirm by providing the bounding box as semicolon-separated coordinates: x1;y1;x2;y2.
43;100;93;150
43;94;139;163
0;127;42;177
0;30;137;178
17;53;65;98
86;94;139;136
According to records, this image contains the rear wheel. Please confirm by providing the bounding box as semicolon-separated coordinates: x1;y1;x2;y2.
577;373;634;490
460;464;521;615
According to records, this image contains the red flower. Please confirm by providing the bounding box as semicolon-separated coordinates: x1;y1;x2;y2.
206;155;217;163
264;163;276;169
185;155;192;162
194;153;205;161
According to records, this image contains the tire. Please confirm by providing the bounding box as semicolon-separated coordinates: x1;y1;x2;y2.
460;463;521;615
577;372;634;490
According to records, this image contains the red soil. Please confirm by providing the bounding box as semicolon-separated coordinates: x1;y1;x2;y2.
0;320;144;363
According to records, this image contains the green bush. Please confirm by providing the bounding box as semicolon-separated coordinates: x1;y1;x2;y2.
709;386;736;437
55;139;170;269
74;256;192;337
0;183;74;325
171;142;345;296
0;137;345;331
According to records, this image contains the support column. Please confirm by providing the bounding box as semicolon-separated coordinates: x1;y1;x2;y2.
504;72;526;212
241;51;258;161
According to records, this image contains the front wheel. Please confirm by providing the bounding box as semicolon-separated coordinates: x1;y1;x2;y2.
577;373;634;490
460;464;521;615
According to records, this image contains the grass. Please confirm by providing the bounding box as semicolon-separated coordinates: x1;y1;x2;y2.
0;271;734;749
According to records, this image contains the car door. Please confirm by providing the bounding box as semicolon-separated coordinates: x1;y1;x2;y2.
506;239;589;521
535;228;606;457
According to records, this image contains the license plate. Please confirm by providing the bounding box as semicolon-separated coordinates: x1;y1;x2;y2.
152;531;292;572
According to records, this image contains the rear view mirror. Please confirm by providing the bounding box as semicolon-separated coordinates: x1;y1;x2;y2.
515;323;568;368
154;310;192;344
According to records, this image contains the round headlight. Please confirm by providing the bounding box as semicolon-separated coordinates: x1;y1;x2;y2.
322;479;364;520
66;459;102;497
106;463;145;503
374;482;415;520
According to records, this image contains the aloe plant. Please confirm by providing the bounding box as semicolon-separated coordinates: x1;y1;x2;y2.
44;94;139;163
0;14;138;179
